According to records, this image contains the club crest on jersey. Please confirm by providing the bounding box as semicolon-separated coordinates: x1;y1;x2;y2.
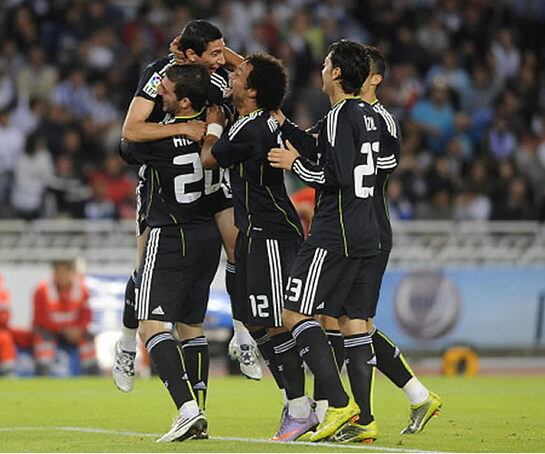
143;72;162;98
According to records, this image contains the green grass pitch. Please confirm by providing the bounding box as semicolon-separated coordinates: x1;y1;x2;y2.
1;375;544;452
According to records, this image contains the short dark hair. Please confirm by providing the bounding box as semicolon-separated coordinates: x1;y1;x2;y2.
179;20;223;56
363;45;386;77
329;40;369;95
165;64;210;111
245;53;287;111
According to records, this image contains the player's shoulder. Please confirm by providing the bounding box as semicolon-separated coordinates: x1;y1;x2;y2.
226;109;267;141
138;55;175;99
371;101;400;140
144;54;175;74
210;67;230;97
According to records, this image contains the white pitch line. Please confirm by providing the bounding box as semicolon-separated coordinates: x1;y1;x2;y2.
0;426;444;453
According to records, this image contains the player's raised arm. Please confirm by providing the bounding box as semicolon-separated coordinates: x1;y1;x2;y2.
122;96;205;143
201;106;253;169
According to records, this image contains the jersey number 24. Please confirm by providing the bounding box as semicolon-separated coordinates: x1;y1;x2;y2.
173;153;223;203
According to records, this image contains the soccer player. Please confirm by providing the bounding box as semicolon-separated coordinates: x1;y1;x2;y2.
113;19;260;395
200;53;319;440
332;45;441;438
32;260;98;375
267;40;381;442
119;64;220;442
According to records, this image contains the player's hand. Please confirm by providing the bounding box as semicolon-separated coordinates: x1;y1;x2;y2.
169;36;188;63
268;140;300;170
178;120;206;142
271;110;286;126
207;105;226;126
62;327;83;344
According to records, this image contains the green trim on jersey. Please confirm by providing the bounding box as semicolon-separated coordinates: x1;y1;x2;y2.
265;186;302;238
174;107;206;120
332;95;359;108
383;174;391;223
338;189;348;257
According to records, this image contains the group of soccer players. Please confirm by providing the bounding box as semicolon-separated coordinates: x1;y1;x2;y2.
112;19;442;444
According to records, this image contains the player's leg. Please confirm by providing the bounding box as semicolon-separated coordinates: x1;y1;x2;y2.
366;249;441;433
76;331;99;375
314;314;344;422
33;328;57;376
136;227;205;443
113;178;149;392
236;234;282;387
331;255;383;444
258;238;317;442
176;223;222;420
214;207;260;379
282;244;357;442
370;318;442;434
0;329;16;376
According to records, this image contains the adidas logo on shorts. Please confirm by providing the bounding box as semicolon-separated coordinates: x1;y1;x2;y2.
152;306;165;315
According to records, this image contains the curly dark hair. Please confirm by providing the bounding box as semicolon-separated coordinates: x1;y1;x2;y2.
165;64;210;111
245;53;288;111
329;40;370;95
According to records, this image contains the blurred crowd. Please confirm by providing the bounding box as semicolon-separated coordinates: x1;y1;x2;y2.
0;0;544;222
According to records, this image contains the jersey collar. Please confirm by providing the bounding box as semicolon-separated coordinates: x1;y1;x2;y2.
174;107;205;120
332;95;360;108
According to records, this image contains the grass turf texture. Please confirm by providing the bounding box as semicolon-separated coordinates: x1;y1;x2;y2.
1;375;544;452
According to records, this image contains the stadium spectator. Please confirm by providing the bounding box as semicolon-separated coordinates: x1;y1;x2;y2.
0;108;25;217
0;0;544;222
0;274;16;377
32;260;98;376
412;77;455;154
10;133;54;220
16;45;58;101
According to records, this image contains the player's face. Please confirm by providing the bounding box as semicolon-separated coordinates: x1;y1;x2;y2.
229;61;253;105
194;38;226;73
321;53;334;94
158;76;178;113
54;265;75;289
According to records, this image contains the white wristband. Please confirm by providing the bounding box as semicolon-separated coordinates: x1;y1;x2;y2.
206;123;224;138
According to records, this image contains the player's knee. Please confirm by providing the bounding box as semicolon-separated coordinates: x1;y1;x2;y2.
281;309;304;330
177;322;204;340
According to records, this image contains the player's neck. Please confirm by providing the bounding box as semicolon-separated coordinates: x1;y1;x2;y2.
329;88;359;107
236;99;259;117
360;89;378;105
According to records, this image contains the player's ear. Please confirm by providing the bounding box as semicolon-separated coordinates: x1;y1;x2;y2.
371;73;383;85
331;66;342;81
180;97;192;109
185;48;198;62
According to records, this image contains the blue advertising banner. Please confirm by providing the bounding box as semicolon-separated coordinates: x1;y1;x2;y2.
374;267;545;351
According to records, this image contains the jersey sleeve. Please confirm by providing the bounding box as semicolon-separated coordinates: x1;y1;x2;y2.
292;105;355;190
280;119;319;160
375;109;401;173
134;62;164;101
211;121;257;168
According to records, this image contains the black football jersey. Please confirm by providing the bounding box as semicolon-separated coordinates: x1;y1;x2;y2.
211;109;303;240
369;100;400;251
120;114;225;227
284;98;381;258
135;55;231;122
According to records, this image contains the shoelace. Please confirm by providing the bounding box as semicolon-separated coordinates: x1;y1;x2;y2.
239;345;256;365
115;352;135;376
